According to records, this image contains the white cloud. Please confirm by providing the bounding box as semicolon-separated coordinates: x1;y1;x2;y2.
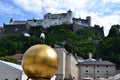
0;1;23;16
12;0;43;14
92;14;120;36
102;0;120;4
11;0;120;36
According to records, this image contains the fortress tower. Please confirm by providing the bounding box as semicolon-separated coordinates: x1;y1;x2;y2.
86;16;91;26
66;10;73;24
7;10;91;29
42;10;73;27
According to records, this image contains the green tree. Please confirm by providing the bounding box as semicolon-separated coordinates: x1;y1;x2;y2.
0;56;18;64
108;24;120;37
100;36;120;65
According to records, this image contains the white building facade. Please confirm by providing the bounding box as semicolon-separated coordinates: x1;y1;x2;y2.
54;48;79;80
9;10;91;28
78;61;116;80
0;60;22;80
0;48;117;80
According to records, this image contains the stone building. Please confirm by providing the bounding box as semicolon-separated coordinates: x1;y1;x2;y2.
3;23;31;35
42;10;73;27
7;10;91;28
0;27;4;34
72;24;104;36
78;60;116;80
54;47;116;80
73;16;91;27
0;47;117;80
0;60;57;80
90;26;104;36
33;10;90;28
1;10;105;37
3;10;103;37
0;27;4;37
54;48;79;80
9;10;73;28
0;60;22;80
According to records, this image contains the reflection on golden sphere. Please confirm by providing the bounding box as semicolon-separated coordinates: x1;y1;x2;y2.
22;44;59;79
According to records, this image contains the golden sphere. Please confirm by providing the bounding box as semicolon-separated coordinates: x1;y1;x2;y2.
22;44;59;79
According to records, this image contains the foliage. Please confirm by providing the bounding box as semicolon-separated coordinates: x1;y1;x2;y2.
29;26;43;38
0;24;120;67
0;56;18;64
100;24;120;67
0;34;40;57
108;24;120;37
65;40;96;58
45;24;96;58
76;28;95;40
0;24;97;60
100;37;120;65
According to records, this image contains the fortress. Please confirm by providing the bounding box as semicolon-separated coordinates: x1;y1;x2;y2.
9;10;91;28
1;10;104;36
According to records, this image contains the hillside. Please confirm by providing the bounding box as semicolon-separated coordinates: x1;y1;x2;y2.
0;24;120;68
30;24;97;58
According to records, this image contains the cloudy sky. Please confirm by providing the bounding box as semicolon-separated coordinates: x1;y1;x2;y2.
0;0;120;36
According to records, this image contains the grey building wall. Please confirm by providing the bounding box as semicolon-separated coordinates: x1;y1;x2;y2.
0;27;4;34
27;19;43;27
4;24;31;35
0;61;22;80
7;10;91;28
90;27;104;36
54;48;79;80
54;48;67;79
42;10;72;27
72;23;104;37
70;54;79;80
73;16;91;28
78;61;116;80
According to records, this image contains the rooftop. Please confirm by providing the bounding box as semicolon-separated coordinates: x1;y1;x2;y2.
78;60;115;66
0;60;22;71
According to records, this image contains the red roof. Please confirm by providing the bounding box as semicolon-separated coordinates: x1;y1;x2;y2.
14;53;23;60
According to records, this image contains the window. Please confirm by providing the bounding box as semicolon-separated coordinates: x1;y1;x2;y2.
16;78;18;80
15;28;18;32
106;76;108;78
106;71;108;73
106;65;108;67
55;22;57;25
86;70;88;72
34;19;36;22
97;76;100;78
97;70;99;72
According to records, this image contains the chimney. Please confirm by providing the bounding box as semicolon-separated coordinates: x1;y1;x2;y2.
99;58;102;61
10;18;14;24
89;53;92;60
75;54;77;57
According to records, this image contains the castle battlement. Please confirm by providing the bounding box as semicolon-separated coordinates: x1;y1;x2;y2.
42;10;72;27
73;16;91;27
8;10;91;28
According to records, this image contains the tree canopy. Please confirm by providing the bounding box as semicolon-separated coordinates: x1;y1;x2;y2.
0;24;119;68
100;24;120;68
